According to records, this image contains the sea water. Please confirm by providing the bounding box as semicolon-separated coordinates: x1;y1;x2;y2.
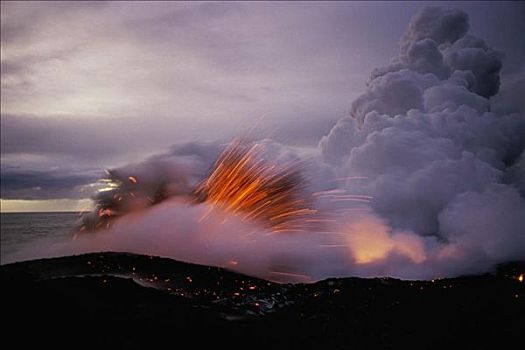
0;212;80;264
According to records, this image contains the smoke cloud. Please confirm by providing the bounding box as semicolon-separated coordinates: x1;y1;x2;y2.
5;7;524;282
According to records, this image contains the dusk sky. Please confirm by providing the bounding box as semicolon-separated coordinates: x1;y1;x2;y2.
1;1;524;212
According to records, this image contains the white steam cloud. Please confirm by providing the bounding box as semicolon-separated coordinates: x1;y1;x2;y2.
318;6;525;277
5;7;524;282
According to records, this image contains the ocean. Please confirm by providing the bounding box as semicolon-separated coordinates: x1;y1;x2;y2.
0;212;80;264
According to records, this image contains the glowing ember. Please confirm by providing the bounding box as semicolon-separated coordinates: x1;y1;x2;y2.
194;139;316;232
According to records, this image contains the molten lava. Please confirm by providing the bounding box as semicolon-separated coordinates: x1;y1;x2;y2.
194;139;316;232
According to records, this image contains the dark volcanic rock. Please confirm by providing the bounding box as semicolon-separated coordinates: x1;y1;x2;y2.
2;252;524;349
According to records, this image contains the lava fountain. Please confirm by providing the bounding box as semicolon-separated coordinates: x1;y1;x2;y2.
194;139;317;233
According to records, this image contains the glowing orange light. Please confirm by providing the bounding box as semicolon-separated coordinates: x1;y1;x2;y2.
128;176;137;183
519;274;523;283
194;139;316;232
346;218;426;264
98;208;113;217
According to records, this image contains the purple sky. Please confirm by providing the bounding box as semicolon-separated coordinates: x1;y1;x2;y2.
1;1;524;212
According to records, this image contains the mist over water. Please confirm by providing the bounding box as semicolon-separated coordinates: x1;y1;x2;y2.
3;7;524;282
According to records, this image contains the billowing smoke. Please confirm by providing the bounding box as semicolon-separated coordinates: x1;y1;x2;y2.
5;7;524;282
78;141;224;230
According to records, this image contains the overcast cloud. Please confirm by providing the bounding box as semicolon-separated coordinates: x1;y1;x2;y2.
1;1;524;208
